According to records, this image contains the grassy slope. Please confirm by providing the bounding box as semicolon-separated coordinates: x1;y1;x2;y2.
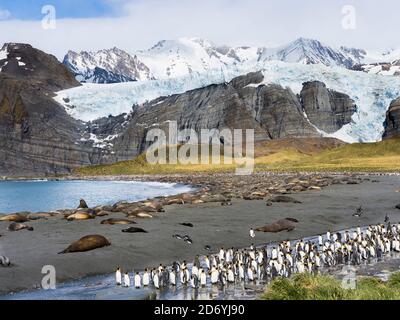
75;138;400;175
257;137;400;172
262;272;400;300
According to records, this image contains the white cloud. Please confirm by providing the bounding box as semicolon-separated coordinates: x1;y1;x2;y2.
0;0;399;60
0;9;11;20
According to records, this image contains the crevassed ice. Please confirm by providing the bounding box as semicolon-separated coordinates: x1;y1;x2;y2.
54;61;400;143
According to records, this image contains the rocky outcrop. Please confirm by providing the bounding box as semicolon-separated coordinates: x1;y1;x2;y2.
105;72;352;161
0;43;114;176
383;98;400;139
300;81;357;133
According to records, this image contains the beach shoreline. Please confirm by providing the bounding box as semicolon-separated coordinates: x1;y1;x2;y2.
0;173;400;296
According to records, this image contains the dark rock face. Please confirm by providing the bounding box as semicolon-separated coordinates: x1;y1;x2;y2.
0;43;112;176
106;72;355;161
300;81;357;133
107;71;322;161
383;98;400;139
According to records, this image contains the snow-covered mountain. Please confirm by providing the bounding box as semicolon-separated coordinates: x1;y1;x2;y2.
135;37;260;79
259;38;366;67
63;47;152;83
56;37;400;144
63;37;400;84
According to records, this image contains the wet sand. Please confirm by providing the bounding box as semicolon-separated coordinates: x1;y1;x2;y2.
0;175;399;295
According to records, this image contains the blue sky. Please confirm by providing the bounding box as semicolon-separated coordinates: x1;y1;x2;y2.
0;0;399;59
0;0;121;20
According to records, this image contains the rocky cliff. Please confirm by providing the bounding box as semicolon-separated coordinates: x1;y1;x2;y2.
383;98;400;139
0;43;113;176
300;81;357;133
91;71;356;161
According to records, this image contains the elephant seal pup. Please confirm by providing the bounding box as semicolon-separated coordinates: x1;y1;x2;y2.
255;218;299;233
0;255;11;267
28;212;54;220
8;222;34;231
396;204;400;210
140;200;165;212
0;213;29;223
122;227;148;233
101;218;136;225
96;210;111;217
66;212;95;221
269;196;302;204
58;235;111;254
134;212;153;219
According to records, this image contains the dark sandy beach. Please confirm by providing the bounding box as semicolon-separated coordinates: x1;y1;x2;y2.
0;174;399;295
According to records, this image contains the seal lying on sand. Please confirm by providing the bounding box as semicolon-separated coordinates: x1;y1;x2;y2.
140;200;165;212
122;227;148;233
101;218;136;225
0;213;29;223
269;196;302;204
66;212;95;221
7;222;34;231
396;204;400;210
0;255;11;267
27;212;55;220
58;235;111;254
256;218;299;233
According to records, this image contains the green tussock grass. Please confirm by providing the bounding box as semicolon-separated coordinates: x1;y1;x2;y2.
262;272;400;300
75;138;400;176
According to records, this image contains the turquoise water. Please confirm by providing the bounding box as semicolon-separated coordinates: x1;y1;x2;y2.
0;180;192;214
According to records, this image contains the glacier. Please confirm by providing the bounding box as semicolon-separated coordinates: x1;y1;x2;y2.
54;60;400;143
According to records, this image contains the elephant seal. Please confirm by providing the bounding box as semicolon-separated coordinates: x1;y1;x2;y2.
0;213;29;223
101;218;136;225
269;196;302;204
78;199;89;209
28;212;54;220
96;210;111;217
0;255;11;267
255;218;299;233
8;222;34;231
135;212;153;219
122;227;148;233
66;212;95;221
141;200;165;212
58;235;111;254
396;204;400;210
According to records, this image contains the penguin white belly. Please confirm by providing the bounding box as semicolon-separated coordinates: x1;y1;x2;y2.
134;275;141;288
247;269;254;281
170;272;176;285
239;267;244;280
124;274;130;287
200;273;207;286
192;266;199;278
153;274;160;289
228;271;235;282
211;271;219;284
143;273;150;286
116;271;122;285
